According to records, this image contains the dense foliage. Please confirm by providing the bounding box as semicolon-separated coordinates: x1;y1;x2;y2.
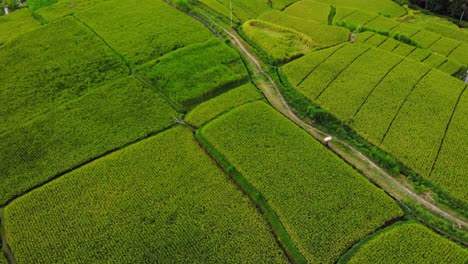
242;19;313;64
348;222;468;263
0;9;40;45
200;102;403;263
0;16;127;134
75;0;211;65
140;38;248;106
185;83;262;127
0;77;179;206
5;127;287;263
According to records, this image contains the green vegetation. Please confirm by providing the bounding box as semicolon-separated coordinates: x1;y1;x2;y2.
422;53;447;68
0;16;127;134
411;30;440;47
294;43;370;100
431;86;468;203
365;15;399;30
5;127;287;263
0;77;179;206
200;101;403;263
0;9;40;45
348;223;468;263
392;42;416;56
139;38;248;106
313;0;406;17
340;10;377;25
448;44;468;66
429;37;462;56
382;70;465;177
31;0;113;21
284;0;355;24
353;60;430;144
317;48;403;121
27;0;58;10
185;83;262;127
259;11;349;48
242;19;313;64
199;0;271;22
75;0;211;65
281;44;344;86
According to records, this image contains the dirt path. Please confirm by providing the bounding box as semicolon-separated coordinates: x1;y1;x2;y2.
196;11;468;229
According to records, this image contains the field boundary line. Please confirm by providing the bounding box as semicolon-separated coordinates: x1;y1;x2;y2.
428;85;467;177
338;10;358;21
409;29;422;37
314;48;371;101
0;124;177;208
446;42;462;57
362;15;380;26
388;24;400;32
295;44;346;87
420;52;432;62
391;43;401;52
352;57;405;118
426;36;442;49
0;209;17;264
195;131;307;264
436;59;449;69
362;32;375;42
380;69;432;144
71;15;133;74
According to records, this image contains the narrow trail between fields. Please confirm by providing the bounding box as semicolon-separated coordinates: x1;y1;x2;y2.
196;11;468;230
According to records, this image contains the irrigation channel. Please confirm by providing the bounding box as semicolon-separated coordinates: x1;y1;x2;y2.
191;9;468;231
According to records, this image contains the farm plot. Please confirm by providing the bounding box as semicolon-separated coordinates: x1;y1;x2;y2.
411;30;441;48
392;43;416;57
364;33;388;47
0;16;127;135
431;87;468;203
29;0;113;21
313;0;406;17
406;47;432;62
185;83;262;127
348;223;468;264
340;10;377;25
316;48;403;121
295;43;370;100
365;15;399;30
199;0;271;22
422;53;447;68
448;44;468;66
4;127;287;263
139;38;248;107
382;70;465;177
242;20;313;64
429;37;461;57
0;77;179;206
258;11;349;49
281;44;344;86
0;9;40;45
200;101;403;263
438;60;464;76
75;0;211;65
284;0;355;24
352;60;430;145
378;38;400;52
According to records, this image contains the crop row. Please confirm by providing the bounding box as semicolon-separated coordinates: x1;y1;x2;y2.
200;101;403;263
293;43;370;100
381;69;465;178
430;86;468;203
139;38;249;107
75;0;211;65
4;127;287;263
0;16;128;135
348;222;468;263
0;77;179;206
316;47;403;121
282;43;468;204
185;83;262;127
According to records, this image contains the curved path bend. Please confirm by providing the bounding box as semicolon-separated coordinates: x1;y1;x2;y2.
195;11;468;230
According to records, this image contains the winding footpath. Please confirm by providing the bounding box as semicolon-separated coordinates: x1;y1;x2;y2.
195;11;468;230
